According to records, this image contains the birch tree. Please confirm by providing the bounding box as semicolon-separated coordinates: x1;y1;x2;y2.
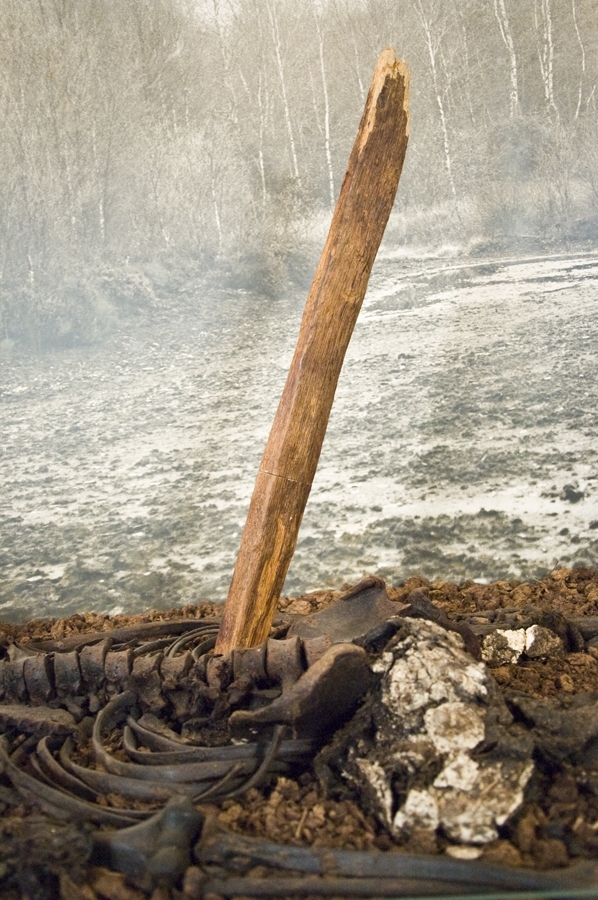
412;0;458;201
493;0;520;118
331;0;366;102
534;0;558;119
314;9;335;208
570;0;586;119
235;0;272;210
265;0;300;184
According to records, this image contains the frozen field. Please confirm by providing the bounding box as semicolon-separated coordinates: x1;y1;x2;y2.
2;249;598;622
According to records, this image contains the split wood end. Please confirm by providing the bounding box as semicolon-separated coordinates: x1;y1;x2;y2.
358;49;410;156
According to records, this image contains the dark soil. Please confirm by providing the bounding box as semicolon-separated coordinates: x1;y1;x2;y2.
2;567;598;899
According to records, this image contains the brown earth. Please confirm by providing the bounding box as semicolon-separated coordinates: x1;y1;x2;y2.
2;567;598;899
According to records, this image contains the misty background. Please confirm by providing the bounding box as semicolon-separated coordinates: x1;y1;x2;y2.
1;0;598;622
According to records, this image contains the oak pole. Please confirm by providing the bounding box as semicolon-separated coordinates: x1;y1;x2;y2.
215;49;410;654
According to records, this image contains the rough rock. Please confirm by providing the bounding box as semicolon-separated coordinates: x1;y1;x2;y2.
482;629;527;665
524;625;564;659
506;691;598;765
482;625;565;666
337;619;534;845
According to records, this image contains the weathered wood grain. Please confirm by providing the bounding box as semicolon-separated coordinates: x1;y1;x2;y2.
216;49;410;653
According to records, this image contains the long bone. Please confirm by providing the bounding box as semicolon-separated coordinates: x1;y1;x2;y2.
195;826;598;896
86;808;598;896
21;616;222;653
57;735;207;801
121;722;314;765
188;874;598;898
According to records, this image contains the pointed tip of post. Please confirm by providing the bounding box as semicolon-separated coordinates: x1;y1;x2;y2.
376;47;409;81
358;49;410;154
377;47;399;70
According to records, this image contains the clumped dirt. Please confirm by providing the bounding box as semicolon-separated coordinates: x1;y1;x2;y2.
420;567;598;620
2;567;598;898
217;778;378;852
492;653;598;697
282;566;598;620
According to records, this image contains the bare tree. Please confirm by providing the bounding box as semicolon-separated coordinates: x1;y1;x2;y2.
1;0;597;347
570;0;586;119
412;0;458;202
265;0;300;184
314;9;335;209
493;0;520;118
331;0;366;102
534;0;558;119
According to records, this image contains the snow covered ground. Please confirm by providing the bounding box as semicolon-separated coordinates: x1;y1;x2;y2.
2;249;598;622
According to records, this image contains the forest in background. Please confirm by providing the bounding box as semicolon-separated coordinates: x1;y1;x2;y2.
0;0;597;349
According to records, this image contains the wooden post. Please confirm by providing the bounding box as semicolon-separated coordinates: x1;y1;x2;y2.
215;49;410;654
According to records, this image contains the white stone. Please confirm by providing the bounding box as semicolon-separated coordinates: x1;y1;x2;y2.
433;752;480;791
380;626;488;734
433;759;534;844
393;788;439;835
344;619;534;847
481;628;526;665
424;702;485;755
445;845;483;860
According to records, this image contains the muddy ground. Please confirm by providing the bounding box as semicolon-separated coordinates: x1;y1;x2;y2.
3;251;598;626
2;567;598;898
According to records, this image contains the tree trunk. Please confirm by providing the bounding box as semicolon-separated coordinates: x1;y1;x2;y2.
315;13;335;209
534;0;557;119
493;0;520;119
215;48;410;654
267;0;300;183
571;0;586;119
414;0;457;202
